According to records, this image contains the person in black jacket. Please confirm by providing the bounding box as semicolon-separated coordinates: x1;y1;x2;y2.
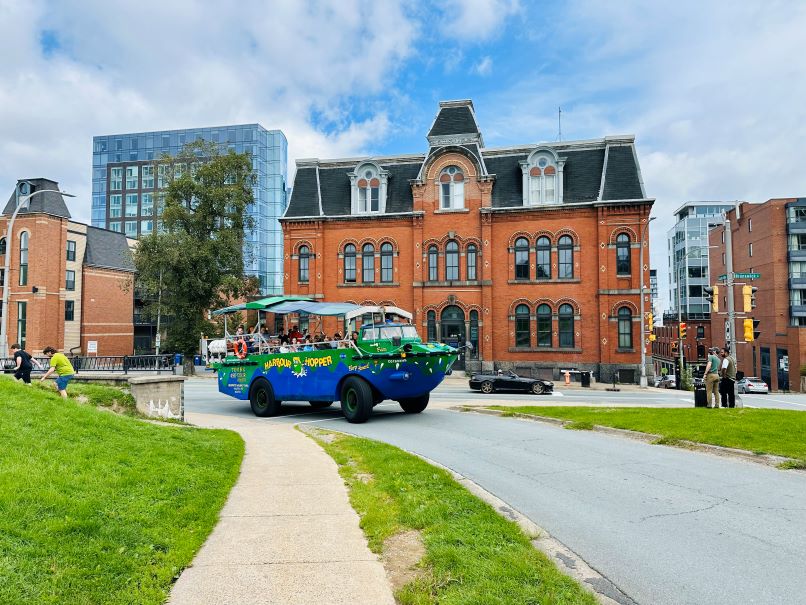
10;343;40;384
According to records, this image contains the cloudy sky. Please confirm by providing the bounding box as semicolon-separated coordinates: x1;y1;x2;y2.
2;0;805;310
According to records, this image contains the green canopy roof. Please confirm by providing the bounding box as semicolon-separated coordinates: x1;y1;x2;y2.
212;295;312;316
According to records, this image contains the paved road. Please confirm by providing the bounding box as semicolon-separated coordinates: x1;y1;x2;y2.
184;379;806;605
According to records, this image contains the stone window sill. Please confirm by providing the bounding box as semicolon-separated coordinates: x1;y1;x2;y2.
507;279;581;285
338;282;399;288
434;208;470;214
616;348;636;353
508;347;582;353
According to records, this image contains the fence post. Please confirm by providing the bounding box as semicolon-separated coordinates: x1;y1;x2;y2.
123;356;129;374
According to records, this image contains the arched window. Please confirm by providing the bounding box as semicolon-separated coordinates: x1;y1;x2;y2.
528;153;558;205
558;304;574;348
380;243;393;283
439;166;465;210
428;245;438;281
466;244;477;281
616;233;631;275
427;310;437;342
19;231;29;286
362;244;375;283
445;240;459;281
618;307;633;349
558;235;573;279
515;304;531;347
536;304;552;347
356;166;380;213
298;245;310;283
0;237;6;256
469;310;479;359
536;236;551;279
344;244;356;283
515;237;530;280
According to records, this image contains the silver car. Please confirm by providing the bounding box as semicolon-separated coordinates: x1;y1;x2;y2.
737;377;769;394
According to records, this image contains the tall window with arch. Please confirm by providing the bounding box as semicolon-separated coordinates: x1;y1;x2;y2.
536;304;552;347
515;304;531;347
445;240;459;281
558;235;574;279
439;166;465;209
558;304;574;348
616;233;631;275
428;245;438;281
357;168;380;213
427;310;437;342
466;244;477;281
515;237;530;280
618;307;633;349
0;236;6;256
298;245;310;283
362;244;375;283
380;243;393;283
536;236;551;279
344;244;356;283
529;154;558;205
19;231;29;286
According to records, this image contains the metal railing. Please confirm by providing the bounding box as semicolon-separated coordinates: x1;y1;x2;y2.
2;354;174;374
205;335;359;362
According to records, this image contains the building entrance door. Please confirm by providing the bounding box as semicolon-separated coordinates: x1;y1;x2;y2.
440;305;465;370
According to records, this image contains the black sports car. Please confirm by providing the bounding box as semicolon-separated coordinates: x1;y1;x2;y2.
469;370;554;395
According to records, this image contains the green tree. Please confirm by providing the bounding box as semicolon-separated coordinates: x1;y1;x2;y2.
133;141;258;374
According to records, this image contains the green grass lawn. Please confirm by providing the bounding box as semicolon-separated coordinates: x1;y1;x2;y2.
311;430;596;605
489;406;806;462
0;376;244;605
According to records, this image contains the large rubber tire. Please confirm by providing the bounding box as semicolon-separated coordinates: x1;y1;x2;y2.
309;401;333;409
250;378;281;417
398;393;429;414
340;376;374;423
531;382;545;395
480;381;494;394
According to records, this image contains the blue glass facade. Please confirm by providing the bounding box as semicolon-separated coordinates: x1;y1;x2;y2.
92;124;287;294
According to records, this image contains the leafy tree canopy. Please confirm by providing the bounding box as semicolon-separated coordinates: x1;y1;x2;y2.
133;141;259;372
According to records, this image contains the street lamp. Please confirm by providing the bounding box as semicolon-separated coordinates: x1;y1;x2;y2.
1;186;75;357
675;244;716;389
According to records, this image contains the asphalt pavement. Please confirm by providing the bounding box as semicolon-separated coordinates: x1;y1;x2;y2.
184;378;806;605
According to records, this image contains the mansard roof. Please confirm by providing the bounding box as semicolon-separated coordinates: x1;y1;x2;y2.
3;178;72;218
283;101;649;221
84;226;135;272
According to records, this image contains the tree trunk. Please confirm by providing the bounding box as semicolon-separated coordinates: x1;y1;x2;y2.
183;357;196;376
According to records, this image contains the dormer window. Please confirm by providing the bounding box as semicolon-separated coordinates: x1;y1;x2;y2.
350;162;388;214
521;149;564;206
439;166;464;209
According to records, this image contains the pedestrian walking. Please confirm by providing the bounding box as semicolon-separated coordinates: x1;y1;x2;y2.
704;347;721;408
39;346;76;398
10;343;40;385
719;347;737;408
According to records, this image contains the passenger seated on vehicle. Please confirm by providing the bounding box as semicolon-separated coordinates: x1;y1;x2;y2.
302;336;315;352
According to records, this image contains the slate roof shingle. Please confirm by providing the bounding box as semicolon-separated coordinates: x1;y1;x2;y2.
427;105;479;137
3;178;71;218
84;226;135;272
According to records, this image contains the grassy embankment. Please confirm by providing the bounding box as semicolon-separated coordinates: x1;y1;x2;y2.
0;376;243;605
489;406;806;468
311;430;596;605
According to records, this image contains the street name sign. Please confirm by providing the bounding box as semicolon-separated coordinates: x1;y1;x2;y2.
734;272;760;279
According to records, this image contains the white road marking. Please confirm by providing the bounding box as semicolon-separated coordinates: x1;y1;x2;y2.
552;391;564;397
754;396;806;408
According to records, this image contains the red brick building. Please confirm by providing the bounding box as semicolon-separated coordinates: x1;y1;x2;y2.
652;317;714;379
281;100;654;381
709;199;806;391
1;179;135;356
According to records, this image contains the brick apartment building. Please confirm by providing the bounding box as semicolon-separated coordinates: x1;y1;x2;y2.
652;318;714;379
709;198;806;391
280;100;654;382
1;179;135;356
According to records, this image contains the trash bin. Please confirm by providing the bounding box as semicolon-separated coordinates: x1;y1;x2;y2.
581;371;591;387
174;353;183;365
194;355;202;365
694;384;708;407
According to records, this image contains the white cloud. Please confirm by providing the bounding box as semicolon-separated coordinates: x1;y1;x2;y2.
473;56;493;76
438;0;521;41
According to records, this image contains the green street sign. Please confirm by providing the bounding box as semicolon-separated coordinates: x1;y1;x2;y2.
734;272;760;279
717;274;727;281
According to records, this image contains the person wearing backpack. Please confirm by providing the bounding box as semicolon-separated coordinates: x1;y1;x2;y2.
10;343;40;385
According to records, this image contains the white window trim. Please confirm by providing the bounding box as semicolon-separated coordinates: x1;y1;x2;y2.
349;162;388;215
520;148;564;206
437;166;466;210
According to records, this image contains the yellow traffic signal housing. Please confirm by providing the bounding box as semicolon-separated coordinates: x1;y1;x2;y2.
743;318;754;342
647;313;654;331
649;334;657;341
743;286;752;312
704;285;719;312
679;322;687;339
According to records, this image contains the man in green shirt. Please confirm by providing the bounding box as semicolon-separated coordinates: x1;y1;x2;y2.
40;346;76;398
704;347;721;408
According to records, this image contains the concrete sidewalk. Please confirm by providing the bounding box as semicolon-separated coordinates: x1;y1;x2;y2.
169;412;395;605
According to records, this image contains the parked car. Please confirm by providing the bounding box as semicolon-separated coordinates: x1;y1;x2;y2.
469;370;554;395
657;375;676;389
737;377;769;394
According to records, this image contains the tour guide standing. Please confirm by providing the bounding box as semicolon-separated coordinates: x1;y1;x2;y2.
719;347;737;408
40;346;75;398
704;347;721;408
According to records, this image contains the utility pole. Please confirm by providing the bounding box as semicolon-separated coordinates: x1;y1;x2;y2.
724;218;735;350
677;264;684;388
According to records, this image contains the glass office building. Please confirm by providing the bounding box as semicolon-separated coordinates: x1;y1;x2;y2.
92;124;287;294
667;202;735;318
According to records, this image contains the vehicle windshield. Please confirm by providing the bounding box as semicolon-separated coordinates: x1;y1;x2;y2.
361;325;420;341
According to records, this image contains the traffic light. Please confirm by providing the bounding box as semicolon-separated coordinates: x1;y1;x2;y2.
647;313;654;332
679;322;687;339
671;341;679;355
743;318;754;342
703;285;719;312
742;285;758;312
753;319;761;341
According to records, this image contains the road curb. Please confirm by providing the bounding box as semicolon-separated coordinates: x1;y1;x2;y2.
455;406;800;470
